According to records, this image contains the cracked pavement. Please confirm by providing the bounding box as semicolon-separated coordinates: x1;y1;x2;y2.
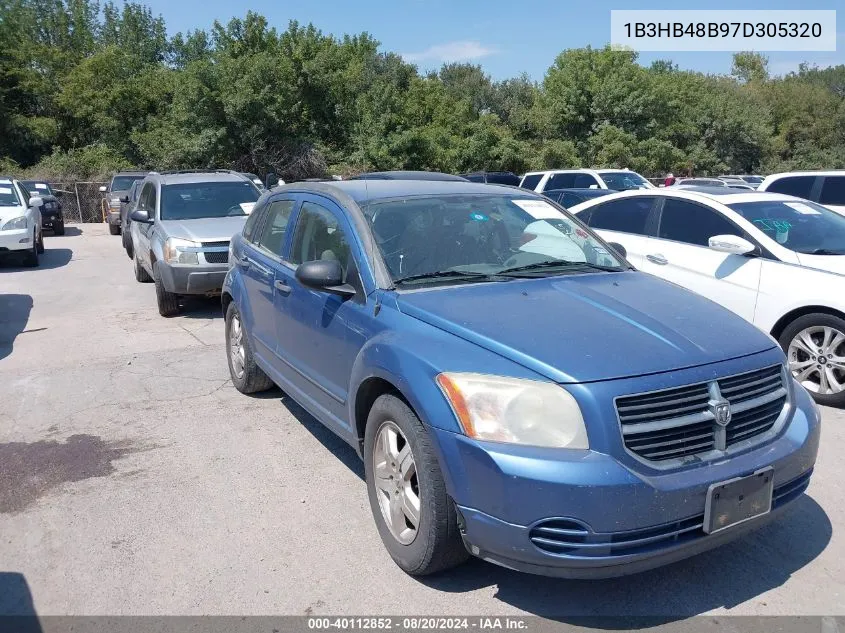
0;224;844;619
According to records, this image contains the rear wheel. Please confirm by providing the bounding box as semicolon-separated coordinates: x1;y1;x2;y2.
364;394;469;576
780;312;845;407
153;262;180;317
225;302;274;394
109;223;120;235
122;224;133;258
133;250;151;283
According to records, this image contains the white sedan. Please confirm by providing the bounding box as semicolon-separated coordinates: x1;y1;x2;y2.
0;177;44;267
569;186;845;406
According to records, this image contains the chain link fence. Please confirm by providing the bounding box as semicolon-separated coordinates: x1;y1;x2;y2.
48;182;108;223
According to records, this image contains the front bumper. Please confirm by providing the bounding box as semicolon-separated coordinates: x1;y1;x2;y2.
430;385;820;578
157;261;228;295
41;210;62;227
0;229;33;253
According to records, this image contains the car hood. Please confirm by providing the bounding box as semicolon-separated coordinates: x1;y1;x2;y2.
0;205;28;223
159;216;247;243
396;272;776;383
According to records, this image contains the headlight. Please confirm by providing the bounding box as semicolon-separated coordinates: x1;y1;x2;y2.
1;216;28;231
436;373;589;448
163;237;200;265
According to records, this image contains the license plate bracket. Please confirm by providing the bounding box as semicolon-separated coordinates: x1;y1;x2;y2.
704;467;774;535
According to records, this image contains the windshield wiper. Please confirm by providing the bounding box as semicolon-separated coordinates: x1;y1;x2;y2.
497;260;622;276
803;248;845;255
394;270;510;286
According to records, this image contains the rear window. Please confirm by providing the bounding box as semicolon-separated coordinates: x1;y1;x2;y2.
766;175;816;199
111;175;145;191
520;174;543;190
599;171;651;191
819;176;845;205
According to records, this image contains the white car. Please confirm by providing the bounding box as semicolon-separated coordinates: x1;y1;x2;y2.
519;168;654;193
569;186;845;406
0;177;45;267
759;171;845;214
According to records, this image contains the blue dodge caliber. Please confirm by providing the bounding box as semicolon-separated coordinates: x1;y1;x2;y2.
222;179;820;578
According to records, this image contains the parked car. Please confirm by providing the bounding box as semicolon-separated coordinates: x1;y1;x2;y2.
758;171;845;214
351;171;469;182
543;188;615;208
459;171;521;186
120;180;144;258
0;177;45;267
570;186;845;406
19;180;65;235
672;178;728;187
519;168;654;193
100;171;150;235
129;170;261;316
721;175;765;189
240;172;266;190
222;179;818;579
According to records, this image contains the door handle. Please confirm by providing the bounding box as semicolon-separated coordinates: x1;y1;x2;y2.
237;255;251;269
646;254;668;265
274;280;292;293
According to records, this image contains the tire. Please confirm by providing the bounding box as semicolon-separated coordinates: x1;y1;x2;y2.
122;224;133;258
23;231;39;267
363;394;469;576
36;230;44;254
225;302;274;394
53;220;65;236
779;312;845;407
153;262;180;317
133;250;152;283
109;223;120;235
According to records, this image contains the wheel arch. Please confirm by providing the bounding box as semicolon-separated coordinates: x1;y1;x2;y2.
353;376;415;455
770;305;845;341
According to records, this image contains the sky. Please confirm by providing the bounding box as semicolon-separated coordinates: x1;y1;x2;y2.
141;0;844;80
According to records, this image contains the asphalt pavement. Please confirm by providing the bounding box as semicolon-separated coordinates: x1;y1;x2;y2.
0;224;843;618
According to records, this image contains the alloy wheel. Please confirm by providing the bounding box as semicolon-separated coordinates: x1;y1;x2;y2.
788;325;845;395
229;313;246;379
372;420;420;545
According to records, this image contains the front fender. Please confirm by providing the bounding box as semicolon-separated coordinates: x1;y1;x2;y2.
222;267;256;333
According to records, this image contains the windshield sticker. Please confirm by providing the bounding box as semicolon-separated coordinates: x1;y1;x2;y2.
753;218;792;232
239;202;256;214
35;183;47;190
469;212;489;222
0;186;12;194
786;202;821;215
512;199;562;219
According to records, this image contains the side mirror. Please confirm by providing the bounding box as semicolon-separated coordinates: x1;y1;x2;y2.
28;196;44;208
129;208;153;224
607;242;627;259
99;185;107;193
708;234;755;255
295;260;355;297
265;172;279;189
120;196;130;203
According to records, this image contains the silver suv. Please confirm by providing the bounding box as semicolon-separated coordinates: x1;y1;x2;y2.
129;170;261;316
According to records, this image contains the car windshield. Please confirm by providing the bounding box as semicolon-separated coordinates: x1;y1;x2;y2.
0;180;21;206
600;171;651;191
728;199;845;254
20;181;53;196
363;194;625;286
743;176;764;184
160;181;260;220
111;175;145;191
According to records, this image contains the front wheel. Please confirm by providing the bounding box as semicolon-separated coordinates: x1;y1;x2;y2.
134;250;151;283
780;312;845;407
225;302;274;394
109;223;120;236
53;219;65;236
364;394;469;576
153;262;180;317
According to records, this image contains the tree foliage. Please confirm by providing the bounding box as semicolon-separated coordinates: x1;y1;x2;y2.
2;0;844;180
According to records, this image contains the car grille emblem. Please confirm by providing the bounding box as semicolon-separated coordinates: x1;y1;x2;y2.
713;400;732;427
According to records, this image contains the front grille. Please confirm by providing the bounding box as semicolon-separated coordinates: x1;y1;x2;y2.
201;241;230;248
204;251;229;264
617;365;787;462
528;470;811;558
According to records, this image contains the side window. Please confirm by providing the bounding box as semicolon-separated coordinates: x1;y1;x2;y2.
139;183;153;212
545;173;576;190
147;185;158;218
819;176;845;205
562;193;583;208
573;174;599;188
255;199;295;255
585;198;654;235
766;175;816;199
658;199;742;246
520;174;543;190
242;202;266;243
290;201;353;278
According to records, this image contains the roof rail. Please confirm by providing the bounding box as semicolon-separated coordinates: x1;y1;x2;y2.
156;169;243;176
